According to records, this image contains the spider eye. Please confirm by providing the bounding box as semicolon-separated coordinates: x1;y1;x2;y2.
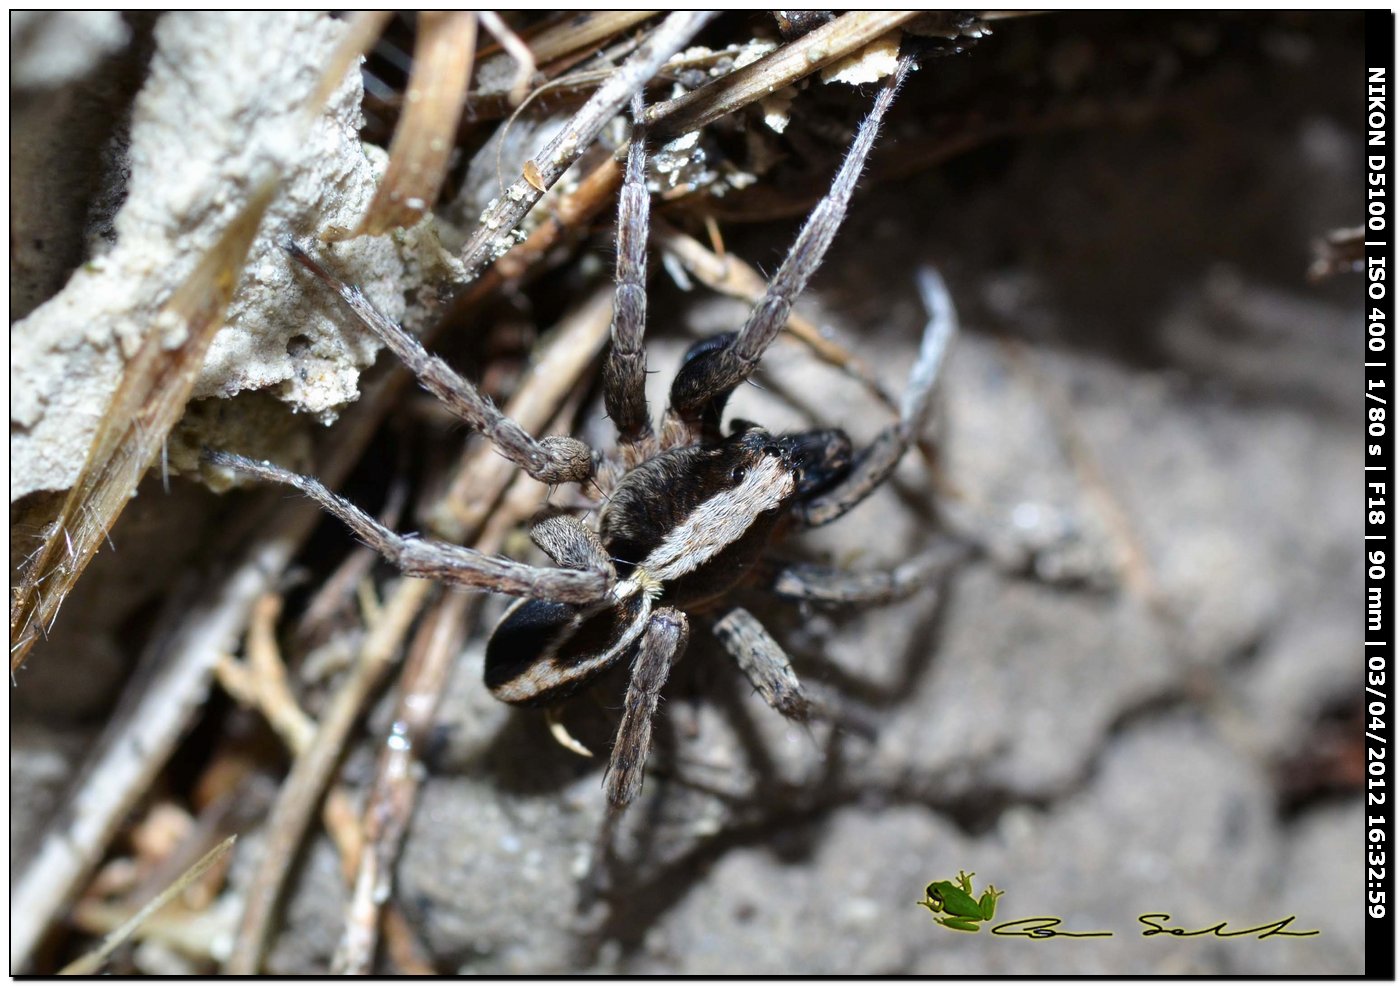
731;466;747;483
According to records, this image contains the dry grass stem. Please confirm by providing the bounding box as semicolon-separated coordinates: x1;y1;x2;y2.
213;653;259;707
308;10;394;113
481;10;659;85
59;836;238;975
354;13;477;237
356;576;385;629
459;11;714;277
246;593;318;751
477;11;535;106
644;11;920;138
461;12;660;122
10;176;279;672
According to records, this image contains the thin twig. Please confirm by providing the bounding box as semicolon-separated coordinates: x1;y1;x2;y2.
477;10;535;107
335;590;469;974
353;12;477;236
246;594;316;751
492;155;624;282
460;11;714;278
644;11;920;139
59;836;238;975
473;10;659;98
224;575;432;974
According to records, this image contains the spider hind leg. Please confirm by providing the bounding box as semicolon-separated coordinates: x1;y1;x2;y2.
485;590;651;706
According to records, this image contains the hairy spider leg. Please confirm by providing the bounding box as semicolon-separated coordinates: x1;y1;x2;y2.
285;241;596;486
760;539;970;607
797;265;957;527
715;605;891;743
601;92;657;466
663;52;918;443
603;607;690;810
585;607;689;901
712;606;817;723
202;450;613;605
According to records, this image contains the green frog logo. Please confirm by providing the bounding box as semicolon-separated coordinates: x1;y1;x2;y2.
917;870;1004;933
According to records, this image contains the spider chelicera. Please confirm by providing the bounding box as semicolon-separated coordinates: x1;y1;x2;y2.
206;52;955;854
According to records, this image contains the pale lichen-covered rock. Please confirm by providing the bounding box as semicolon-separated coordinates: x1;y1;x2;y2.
10;11;456;503
10;11;130;89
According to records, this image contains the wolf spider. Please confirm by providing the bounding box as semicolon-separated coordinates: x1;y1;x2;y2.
208;53;955;865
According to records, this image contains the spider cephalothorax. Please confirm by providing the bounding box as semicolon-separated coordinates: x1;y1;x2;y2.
206;50;956;878
483;423;845;706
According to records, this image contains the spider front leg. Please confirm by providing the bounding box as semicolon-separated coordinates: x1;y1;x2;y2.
797;266;957;528
285;242;596;486
662;53;916;444
601;93;657;467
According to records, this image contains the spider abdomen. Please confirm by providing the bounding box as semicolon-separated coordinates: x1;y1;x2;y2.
486;593;650;706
